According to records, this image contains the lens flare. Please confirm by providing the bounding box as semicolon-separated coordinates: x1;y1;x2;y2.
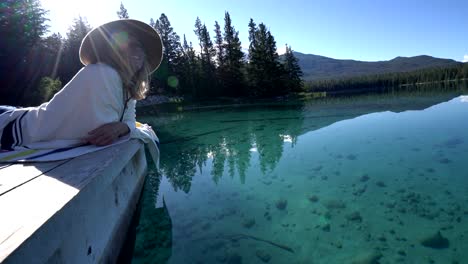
167;76;179;88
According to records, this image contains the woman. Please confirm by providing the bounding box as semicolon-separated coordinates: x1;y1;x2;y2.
0;19;163;151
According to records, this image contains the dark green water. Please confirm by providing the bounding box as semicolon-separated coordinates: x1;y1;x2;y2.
131;92;468;264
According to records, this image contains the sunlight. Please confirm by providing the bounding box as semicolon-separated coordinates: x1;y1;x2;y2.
280;134;293;143
460;96;468;103
41;0;116;32
277;45;287;55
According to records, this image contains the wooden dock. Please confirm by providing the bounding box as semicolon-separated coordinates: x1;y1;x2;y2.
0;139;147;263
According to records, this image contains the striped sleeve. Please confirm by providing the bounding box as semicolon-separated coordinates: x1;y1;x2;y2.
0;110;28;150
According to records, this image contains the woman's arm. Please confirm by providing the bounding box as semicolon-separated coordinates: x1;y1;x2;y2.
121;99;137;135
84;121;129;146
83;99;136;146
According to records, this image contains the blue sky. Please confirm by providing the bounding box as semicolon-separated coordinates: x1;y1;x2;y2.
41;0;468;62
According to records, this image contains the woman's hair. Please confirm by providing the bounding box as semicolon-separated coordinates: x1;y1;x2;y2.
93;32;149;100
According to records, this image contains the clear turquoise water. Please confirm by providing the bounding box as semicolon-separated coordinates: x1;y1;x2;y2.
132;93;468;264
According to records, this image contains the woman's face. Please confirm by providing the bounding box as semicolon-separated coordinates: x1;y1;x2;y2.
118;36;146;75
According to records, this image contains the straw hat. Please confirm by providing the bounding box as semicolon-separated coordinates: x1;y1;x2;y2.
79;19;163;74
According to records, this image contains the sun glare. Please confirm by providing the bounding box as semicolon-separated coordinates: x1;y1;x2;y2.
41;0;116;33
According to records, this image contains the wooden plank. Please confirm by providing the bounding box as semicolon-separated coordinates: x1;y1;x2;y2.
0;140;143;263
0;164;13;170
0;161;70;196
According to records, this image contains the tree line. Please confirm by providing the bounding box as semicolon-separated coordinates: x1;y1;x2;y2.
3;0;465;106
0;1;304;106
305;62;468;94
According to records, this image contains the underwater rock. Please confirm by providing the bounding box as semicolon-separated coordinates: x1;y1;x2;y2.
202;222;212;230
313;165;323;171
245;194;255;200
262;180;272;185
402;192;421;204
351;250;382;264
443;138;463;148
255;250;271;263
321;175;328;181
226;253;243;264
216;254;228;263
346;211;363;222
324;200;346;210
242;218;256;229
333;241;343;249
438;158;451;164
376;181;386;187
420;231;450;249
421;211;439;220
209;241;226;251
322;223;331;232
396;188;406;193
360;174;370;182
353;185;367;196
276;199;288;210
264;211;272;221
397;207;407;214
347;154;357;160
308;195;319;202
377;235;387;242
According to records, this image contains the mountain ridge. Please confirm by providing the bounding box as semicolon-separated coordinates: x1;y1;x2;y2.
290;52;461;81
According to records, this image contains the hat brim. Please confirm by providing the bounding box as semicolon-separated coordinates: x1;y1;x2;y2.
79;19;163;74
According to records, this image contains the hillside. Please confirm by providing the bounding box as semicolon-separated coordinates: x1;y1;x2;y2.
292;53;461;81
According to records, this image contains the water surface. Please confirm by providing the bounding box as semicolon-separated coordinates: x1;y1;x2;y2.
132;92;468;264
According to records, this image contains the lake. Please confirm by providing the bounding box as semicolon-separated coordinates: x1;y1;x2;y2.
130;91;468;264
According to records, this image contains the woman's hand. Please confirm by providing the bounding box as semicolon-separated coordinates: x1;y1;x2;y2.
83;122;130;146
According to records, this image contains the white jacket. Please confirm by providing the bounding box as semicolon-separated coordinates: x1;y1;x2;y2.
0;63;160;166
1;63;137;148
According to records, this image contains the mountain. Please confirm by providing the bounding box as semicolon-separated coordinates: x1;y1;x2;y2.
291;53;461;81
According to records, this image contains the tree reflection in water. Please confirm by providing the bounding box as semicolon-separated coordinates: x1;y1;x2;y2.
138;91;461;193
129;90;466;263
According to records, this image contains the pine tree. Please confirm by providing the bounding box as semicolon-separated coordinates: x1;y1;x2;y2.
41;33;64;79
116;2;129;19
213;20;228;95
23;32;65;103
193;18;217;97
214;21;225;67
247;22;284;97
222;12;245;96
247;18;257;53
194;17;203;52
60;16;92;84
282;45;303;92
0;0;49;104
199;24;216;66
154;14;182;67
153;13;183;93
180;34;198;97
265;29;286;95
